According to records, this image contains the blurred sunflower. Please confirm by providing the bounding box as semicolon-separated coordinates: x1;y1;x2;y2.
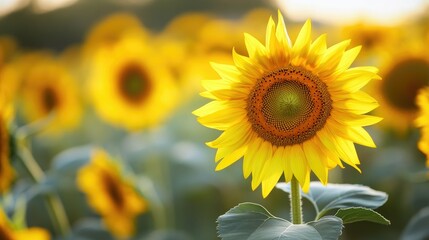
415;87;429;167
194;12;381;197
371;41;429;133
182;9;271;95
83;12;148;56
77;149;148;238
0;63;21;104
19;56;82;133
342;22;398;59
87;35;178;130
0;209;50;240
0;93;14;193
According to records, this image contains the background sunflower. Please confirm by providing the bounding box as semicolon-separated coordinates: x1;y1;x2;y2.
87;33;178;131
370;37;429;134
18;54;82;134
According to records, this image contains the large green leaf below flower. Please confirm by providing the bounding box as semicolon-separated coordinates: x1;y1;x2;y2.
217;202;343;240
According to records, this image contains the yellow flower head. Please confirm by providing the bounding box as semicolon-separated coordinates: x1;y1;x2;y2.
0;209;50;240
194;12;381;197
77;149;148;238
341;22;398;57
371;40;429;133
415;87;429;167
19;56;82;134
83;12;148;56
88;35;178;130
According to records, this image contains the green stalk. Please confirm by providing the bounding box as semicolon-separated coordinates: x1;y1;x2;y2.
290;176;303;224
15;115;70;236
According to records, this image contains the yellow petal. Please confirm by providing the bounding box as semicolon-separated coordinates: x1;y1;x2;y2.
307;34;327;66
243;137;263;178
192;100;245;117
197;108;246;130
301;173;311;192
303;141;328;184
317;129;359;171
332;110;382;126
289;144;308;185
265;16;276;50
336;45;361;74
260;146;284;182
233;48;253;70
314;134;344;169
332;92;379;114
261;169;283;198
331;70;380;93
317;40;351;77
251;140;273;190
327;120;376;148
276;10;292;49
210;62;241;82
208;122;251;148
244;32;266;59
292;19;312;58
283;146;293;182
215;146;248;171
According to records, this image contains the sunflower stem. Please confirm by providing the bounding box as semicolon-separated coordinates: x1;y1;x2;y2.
290;176;303;224
15;118;71;237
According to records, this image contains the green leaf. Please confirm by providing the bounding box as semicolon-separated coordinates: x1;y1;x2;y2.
307;216;343;240
217;202;343;240
276;182;388;218
51;146;92;172
335;207;390;225
401;207;429;240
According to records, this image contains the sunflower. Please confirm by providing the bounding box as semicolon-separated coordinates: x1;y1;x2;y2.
77;149;147;238
87;35;178;130
415;87;429;167
0;209;50;240
83;12;147;55
19;56;82;133
341;22;398;58
194;12;381;197
0;93;14;193
371;40;429;133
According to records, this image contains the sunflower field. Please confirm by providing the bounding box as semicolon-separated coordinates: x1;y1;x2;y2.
1;0;429;239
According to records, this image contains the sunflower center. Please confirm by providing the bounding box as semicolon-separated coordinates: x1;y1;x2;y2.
42;87;58;112
102;171;125;209
0;225;13;240
382;58;429;111
247;66;332;146
118;64;150;104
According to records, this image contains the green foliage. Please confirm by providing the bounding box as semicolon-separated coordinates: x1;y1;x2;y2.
276;182;389;221
216;182;391;240
217;202;343;240
335;207;390;225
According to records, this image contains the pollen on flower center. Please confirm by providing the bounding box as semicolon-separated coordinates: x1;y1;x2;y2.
247;66;332;146
382;58;429;111
118;64;150;104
